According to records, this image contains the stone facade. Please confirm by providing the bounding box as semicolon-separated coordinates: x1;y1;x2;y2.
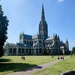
4;5;69;56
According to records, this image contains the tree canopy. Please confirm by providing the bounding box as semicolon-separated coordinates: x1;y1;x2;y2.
0;5;9;57
72;47;75;54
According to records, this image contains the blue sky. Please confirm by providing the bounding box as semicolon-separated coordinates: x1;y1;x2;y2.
0;0;75;50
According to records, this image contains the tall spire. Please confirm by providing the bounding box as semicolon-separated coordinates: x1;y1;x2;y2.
41;3;45;21
66;39;68;43
39;4;48;40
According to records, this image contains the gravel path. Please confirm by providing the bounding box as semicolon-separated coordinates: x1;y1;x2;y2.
6;56;70;75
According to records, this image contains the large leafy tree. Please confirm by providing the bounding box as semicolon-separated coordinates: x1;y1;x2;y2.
72;47;75;54
0;5;9;57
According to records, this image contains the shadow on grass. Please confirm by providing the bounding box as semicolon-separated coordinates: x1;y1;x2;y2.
22;65;42;72
0;63;38;72
0;58;11;62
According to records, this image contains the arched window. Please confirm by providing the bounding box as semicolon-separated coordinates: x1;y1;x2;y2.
18;48;21;53
13;48;16;53
26;49;28;53
22;48;24;53
39;48;42;53
9;48;12;53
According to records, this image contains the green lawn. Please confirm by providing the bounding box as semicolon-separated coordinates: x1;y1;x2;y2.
33;55;75;75
0;56;58;75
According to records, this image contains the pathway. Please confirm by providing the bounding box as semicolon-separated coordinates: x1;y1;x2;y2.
6;56;70;75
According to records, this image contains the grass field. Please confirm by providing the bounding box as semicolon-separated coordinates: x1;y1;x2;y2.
0;55;59;75
33;55;75;75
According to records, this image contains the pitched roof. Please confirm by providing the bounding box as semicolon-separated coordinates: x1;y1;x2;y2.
16;43;24;47
32;34;38;39
24;34;32;39
46;36;54;41
6;43;16;47
60;41;64;46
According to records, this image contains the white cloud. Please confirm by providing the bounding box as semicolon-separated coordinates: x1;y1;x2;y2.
58;0;64;2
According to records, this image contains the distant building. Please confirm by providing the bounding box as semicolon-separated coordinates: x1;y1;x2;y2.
4;5;69;55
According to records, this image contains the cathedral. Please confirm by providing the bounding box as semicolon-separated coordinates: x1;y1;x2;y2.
5;5;69;55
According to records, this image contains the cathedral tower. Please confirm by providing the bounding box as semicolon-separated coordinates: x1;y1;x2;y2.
65;39;69;50
39;4;48;40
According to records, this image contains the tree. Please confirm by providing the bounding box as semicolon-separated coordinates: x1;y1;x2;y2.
0;5;9;57
72;47;75;54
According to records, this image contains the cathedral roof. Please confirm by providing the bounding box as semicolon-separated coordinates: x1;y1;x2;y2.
6;43;16;47
46;36;54;41
16;43;24;47
32;34;38;39
24;34;32;39
60;41;65;46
